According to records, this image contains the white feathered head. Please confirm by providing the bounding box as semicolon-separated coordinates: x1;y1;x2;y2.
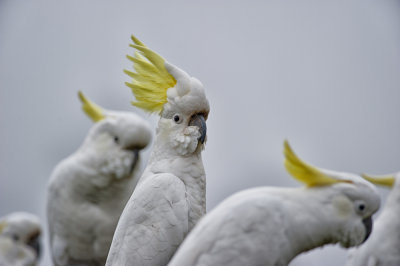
283;141;381;247
0;212;41;259
124;35;209;155
77;92;152;180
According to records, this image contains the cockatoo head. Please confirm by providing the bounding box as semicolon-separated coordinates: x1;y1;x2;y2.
283;141;380;248
78;92;152;180
0;212;41;259
124;35;209;156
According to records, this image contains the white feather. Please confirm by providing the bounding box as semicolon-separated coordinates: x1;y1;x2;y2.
169;169;380;266
47;110;151;266
106;62;209;266
0;212;41;266
347;172;400;266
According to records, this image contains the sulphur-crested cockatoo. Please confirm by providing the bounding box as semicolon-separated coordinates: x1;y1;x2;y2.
47;92;152;266
347;172;400;266
0;212;41;266
106;35;209;266
168;141;381;266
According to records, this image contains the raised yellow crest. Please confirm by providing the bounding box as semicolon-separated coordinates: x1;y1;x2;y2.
78;91;105;122
283;140;349;187
124;35;176;114
362;174;395;187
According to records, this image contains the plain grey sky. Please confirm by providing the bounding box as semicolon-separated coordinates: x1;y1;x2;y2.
0;1;399;265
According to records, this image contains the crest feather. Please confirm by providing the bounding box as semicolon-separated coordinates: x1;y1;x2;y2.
362;174;395;187
0;221;6;233
283;140;346;187
125;35;176;113
78;91;105;122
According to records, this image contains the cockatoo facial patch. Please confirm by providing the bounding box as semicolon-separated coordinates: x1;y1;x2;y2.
100;151;138;180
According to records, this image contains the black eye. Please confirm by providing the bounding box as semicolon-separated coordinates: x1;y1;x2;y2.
114;136;119;143
358;204;365;211
173;114;182;124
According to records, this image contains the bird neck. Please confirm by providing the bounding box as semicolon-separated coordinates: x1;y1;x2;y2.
272;189;341;265
142;131;206;228
374;186;400;232
384;181;400;210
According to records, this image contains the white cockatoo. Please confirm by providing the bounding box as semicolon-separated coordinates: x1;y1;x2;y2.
106;35;209;266
47;92;152;266
0;212;41;266
168;141;381;266
347;172;400;266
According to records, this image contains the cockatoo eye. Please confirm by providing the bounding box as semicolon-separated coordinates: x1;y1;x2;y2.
355;200;366;214
114;136;119;144
173;114;182;124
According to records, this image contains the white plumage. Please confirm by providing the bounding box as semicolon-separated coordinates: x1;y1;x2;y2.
47;93;152;266
347;172;400;266
168;141;381;266
106;36;209;266
0;212;41;266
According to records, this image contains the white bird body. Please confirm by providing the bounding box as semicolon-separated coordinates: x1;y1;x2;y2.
347;173;400;266
47;95;152;266
0;212;41;266
169;142;381;266
106;36;209;266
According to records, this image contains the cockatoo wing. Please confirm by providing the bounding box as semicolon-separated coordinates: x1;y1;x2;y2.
106;173;189;266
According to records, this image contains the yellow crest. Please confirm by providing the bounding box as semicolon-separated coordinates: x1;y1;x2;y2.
124;35;177;114
0;221;6;233
78;91;105;122
283;140;349;187
362;174;395;187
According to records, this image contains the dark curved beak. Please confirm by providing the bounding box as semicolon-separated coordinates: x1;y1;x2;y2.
362;216;373;243
129;149;139;174
27;234;41;258
189;114;207;144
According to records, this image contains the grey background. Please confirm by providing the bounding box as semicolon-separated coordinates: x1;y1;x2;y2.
1;1;399;265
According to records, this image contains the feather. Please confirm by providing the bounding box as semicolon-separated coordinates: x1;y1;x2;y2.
361;174;395;187
78;91;105;122
125;35;176;114
283;140;349;187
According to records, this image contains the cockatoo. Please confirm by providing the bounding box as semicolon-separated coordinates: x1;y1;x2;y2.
47;92;152;266
106;35;209;266
168;141;381;266
347;172;400;266
0;212;41;266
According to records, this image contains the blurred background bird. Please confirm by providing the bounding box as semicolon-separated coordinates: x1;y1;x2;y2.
106;35;209;266
347;172;400;266
169;141;381;266
47;92;152;266
0;212;41;266
1;1;399;265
